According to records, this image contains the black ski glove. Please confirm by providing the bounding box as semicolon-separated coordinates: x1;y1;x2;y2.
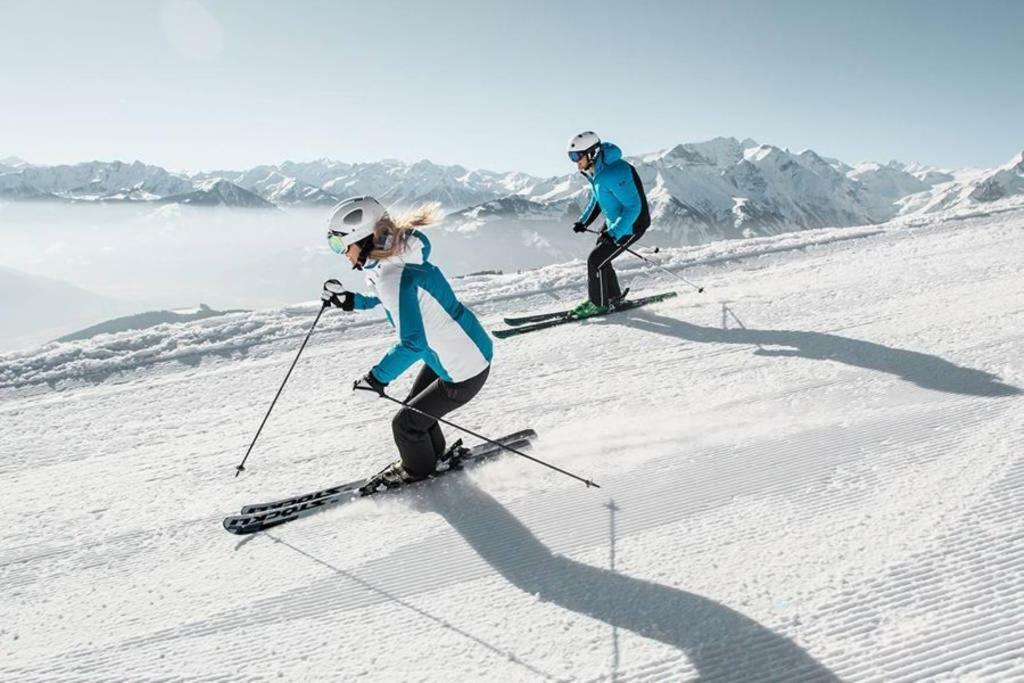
353;372;387;397
321;279;355;310
572;222;588;234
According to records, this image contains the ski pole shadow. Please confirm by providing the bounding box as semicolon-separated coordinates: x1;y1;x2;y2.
606;500;621;682
264;533;563;681
615;308;1021;398
425;482;839;682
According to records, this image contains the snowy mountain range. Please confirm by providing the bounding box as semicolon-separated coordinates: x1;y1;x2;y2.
3;141;1022;244
443;140;1023;246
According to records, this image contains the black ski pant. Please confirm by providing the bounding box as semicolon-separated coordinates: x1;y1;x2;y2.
392;363;490;478
587;225;647;307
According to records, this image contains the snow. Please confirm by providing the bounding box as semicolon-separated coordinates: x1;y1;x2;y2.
0;223;885;391
743;145;776;163
2;208;1024;680
731;196;749;230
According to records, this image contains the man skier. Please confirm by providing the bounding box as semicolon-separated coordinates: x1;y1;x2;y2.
567;131;650;318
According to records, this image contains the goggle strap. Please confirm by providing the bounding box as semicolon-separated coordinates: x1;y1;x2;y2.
354;235;375;269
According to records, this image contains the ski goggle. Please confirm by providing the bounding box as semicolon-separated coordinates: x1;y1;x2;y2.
568;150;587;162
327;231;348;254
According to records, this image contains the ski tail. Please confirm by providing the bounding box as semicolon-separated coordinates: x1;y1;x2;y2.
504;310;572;326
240;483;360;515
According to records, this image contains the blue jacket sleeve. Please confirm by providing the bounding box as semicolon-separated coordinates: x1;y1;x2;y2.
353;293;380;310
370;273;425;383
605;164;643;240
372;339;422;384
577;190;599;226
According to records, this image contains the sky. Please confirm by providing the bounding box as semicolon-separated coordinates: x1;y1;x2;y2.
0;0;1021;176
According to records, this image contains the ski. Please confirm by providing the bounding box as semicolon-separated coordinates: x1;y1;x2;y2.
503;288;632;326
238;428;536;514
503;309;576;326
224;430;536;535
494;292;677;339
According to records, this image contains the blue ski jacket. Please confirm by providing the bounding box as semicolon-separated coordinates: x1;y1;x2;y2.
576;142;650;242
351;231;493;384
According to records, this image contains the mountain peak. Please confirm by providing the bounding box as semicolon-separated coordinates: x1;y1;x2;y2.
647;137;755;168
195;177;231;191
743;144;783;163
0;155;30;168
659;144;713;165
164;177;275;208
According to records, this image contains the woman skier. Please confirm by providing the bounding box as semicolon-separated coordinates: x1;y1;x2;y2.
321;196;493;487
567;131;651;317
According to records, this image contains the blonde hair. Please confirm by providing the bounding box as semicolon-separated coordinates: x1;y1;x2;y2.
368;202;442;260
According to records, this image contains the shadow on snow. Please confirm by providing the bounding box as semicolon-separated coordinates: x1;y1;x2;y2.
425;481;839;681
615;308;1020;398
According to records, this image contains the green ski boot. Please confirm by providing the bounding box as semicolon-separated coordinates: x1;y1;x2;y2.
570;300;609;319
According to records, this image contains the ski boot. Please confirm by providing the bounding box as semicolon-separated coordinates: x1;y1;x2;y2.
570;300;609;319
436;438;469;472
359;460;424;495
609;287;630;309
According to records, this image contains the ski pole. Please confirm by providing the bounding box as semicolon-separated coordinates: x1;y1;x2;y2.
586;228;705;293
234;302;328;477
363;389;600;488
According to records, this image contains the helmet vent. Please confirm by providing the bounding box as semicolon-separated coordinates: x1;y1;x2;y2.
343;209;363;225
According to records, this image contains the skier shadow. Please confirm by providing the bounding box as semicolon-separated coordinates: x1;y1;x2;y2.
424;482;839;682
615;308;1020;398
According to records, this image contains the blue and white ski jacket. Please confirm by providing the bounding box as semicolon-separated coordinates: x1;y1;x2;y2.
576;142;650;242
352;231;493;385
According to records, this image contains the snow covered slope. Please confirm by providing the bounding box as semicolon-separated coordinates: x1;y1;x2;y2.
897;152;1024;216
55;303;248;344
2;208;1023;681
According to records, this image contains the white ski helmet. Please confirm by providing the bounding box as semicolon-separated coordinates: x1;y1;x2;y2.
567;131;601;161
326;196;389;253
